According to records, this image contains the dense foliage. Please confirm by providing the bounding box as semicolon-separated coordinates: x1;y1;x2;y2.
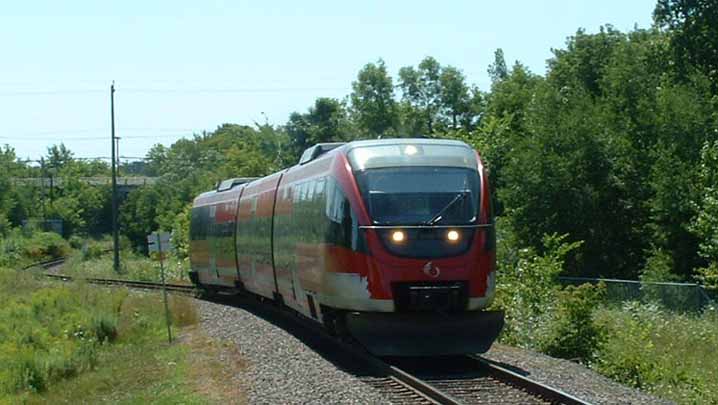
0;2;715;401
595;303;718;403
3;0;714;285
0;270;123;395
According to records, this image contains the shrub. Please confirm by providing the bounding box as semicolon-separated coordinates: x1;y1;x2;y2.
0;229;71;267
695;263;718;291
539;283;606;362
23;232;71;261
594;303;718;403
0;272;123;395
89;314;118;343
492;232;582;347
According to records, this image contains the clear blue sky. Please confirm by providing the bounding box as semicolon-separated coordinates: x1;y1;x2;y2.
0;0;657;162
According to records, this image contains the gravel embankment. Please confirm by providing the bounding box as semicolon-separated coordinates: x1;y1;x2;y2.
484;344;673;405
198;297;672;404
197;299;388;404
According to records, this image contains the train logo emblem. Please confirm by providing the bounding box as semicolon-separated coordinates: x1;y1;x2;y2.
423;261;440;278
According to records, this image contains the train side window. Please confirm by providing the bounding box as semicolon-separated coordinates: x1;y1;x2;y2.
307;180;315;201
292;183;300;203
315;178;325;201
301;182;309;202
328;182;344;223
324;179;335;218
251;197;258;215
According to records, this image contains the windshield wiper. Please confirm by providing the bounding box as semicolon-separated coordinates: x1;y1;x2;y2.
424;192;468;226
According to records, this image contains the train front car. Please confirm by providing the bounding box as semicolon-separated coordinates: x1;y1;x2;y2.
336;139;503;356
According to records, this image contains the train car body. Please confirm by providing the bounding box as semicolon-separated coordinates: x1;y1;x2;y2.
190;139;503;356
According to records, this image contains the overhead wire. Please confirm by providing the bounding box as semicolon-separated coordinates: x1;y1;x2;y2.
0;86;347;96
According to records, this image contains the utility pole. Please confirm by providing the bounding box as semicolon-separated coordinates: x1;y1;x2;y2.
111;82;120;273
40;157;46;222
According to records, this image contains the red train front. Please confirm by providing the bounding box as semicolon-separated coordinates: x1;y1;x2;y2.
190;139;504;356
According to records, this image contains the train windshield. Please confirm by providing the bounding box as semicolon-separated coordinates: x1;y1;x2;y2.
354;167;480;225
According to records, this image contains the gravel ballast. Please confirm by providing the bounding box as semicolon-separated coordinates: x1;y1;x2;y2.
197;299;387;404
197;297;672;404
484;344;673;405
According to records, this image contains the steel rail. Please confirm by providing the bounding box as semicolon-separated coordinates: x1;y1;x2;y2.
44;273;196;294
470;355;591;405
30;256;589;404
24;256;195;294
336;341;463;405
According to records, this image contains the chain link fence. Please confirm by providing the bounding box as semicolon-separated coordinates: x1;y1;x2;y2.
559;276;716;313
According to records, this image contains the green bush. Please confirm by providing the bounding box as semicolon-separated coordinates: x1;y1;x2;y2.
0;229;71;268
695;263;718;291
0;269;122;395
594;303;718;403
492;232;582;347
538;283;606;361
64;250;190;283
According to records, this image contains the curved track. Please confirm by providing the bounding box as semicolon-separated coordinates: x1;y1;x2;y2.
31;256;590;404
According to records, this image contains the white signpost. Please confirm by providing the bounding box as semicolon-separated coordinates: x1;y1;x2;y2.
147;231;173;343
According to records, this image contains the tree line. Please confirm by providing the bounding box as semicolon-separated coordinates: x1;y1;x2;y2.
1;0;716;286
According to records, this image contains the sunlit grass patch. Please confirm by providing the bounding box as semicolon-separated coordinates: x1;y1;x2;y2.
62;250;191;284
593;303;718;404
0;266;219;403
13;306;245;404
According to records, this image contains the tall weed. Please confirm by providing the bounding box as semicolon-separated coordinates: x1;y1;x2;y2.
594;303;718;403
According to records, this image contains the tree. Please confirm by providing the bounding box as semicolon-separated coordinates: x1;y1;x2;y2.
485;61;542;134
654;0;718;91
439;66;471;129
145;144;168;176
398;56;443;134
120;186;162;251
350;59;398;136
46;144;74;171
548;26;625;97
0;145;19;232
488;48;508;83
308;98;348;143
690;140;718;288
286;97;350;160
497;83;631;277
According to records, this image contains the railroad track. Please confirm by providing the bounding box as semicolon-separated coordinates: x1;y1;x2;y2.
30;256;589;404
382;354;590;405
44;273;196;294
335;340;588;404
25;256;196;295
210;294;591;405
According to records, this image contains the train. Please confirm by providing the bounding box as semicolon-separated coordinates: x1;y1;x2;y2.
189;138;504;356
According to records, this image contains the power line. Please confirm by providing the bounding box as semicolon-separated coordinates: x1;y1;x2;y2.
0;133;195;141
5;127;198;136
0;86;347;96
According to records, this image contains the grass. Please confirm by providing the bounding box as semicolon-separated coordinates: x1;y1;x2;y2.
61;250;191;284
592;302;718;404
0;229;71;268
0;265;244;404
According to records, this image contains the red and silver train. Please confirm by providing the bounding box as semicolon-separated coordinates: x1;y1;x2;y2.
189;139;503;356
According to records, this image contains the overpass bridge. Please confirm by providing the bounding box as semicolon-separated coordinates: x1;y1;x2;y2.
11;177;158;193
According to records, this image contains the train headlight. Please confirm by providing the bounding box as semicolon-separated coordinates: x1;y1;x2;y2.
447;230;460;242
391;230;406;243
404;145;418;155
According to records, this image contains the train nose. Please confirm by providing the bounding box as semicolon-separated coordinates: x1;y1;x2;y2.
345;310;505;356
392;281;469;312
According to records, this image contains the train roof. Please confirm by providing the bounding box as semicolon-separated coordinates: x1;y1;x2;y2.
194;138;474;204
344;138;471;151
